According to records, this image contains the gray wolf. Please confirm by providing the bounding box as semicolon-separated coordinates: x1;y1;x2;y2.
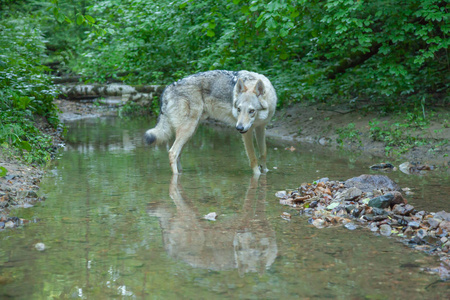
144;70;277;176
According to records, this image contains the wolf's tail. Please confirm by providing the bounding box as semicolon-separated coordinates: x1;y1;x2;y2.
144;114;173;145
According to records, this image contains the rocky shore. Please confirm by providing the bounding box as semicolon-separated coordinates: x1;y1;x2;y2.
0;99;111;230
276;174;450;280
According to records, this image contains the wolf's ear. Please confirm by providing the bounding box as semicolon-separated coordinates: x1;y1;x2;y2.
236;78;247;94
253;79;265;97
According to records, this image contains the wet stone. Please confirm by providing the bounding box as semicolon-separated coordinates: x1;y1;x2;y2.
344;223;358;230
368;194;393;209
4;221;14;228
352;208;363;218
312;219;326;229
439;221;450;232
337;187;362;201
408;221;421;229
392;204;414;216
372;207;388;216
370;163;395;170
372;215;388;221
426;218;441;229
397;218;409;226
35;243;45;251
417;229;427;239
409;236;426;245
345;205;356;213
27;190;38;198
434;211;450;222
363;214;374;221
436;228;448;238
344;174;401;193
385;191;407;207
380;224;392;236
369;223;379;232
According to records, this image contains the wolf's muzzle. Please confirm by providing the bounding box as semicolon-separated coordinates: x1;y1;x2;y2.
236;124;247;134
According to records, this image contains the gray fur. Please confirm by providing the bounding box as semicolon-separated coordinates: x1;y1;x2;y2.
144;70;277;175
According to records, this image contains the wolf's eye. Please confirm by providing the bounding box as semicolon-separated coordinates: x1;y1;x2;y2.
237;108;241;112
249;109;255;114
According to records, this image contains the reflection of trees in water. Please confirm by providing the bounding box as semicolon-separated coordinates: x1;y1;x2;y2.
147;175;277;275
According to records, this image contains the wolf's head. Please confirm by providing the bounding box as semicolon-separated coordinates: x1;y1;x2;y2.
232;79;269;134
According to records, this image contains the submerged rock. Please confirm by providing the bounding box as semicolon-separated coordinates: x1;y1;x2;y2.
35;243;46;251
369;163;395;170
399;162;435;175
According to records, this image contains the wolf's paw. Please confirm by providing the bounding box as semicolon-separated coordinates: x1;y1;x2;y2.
252;166;261;177
259;165;269;174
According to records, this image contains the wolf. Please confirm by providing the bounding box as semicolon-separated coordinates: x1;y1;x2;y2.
144;70;277;176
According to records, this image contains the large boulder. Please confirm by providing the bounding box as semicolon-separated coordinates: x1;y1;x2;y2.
344;174;401;193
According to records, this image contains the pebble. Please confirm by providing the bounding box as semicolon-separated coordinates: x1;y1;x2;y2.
379;224;392;236
426;218;441;229
369;223;379;232
417;229;427;239
312;219;326;229
4;221;14;228
344;223;358;230
439;221;450;232
203;212;217;221
407;221;420;229
35;243;46;251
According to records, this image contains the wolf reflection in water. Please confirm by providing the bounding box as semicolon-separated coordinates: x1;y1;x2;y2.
147;175;278;275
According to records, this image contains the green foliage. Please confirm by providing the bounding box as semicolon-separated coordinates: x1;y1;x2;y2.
369;119;429;155
0;16;60;164
2;1;448;126
336;122;362;146
0;166;7;177
59;0;448;108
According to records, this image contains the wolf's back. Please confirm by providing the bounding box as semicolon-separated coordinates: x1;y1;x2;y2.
144;113;173;145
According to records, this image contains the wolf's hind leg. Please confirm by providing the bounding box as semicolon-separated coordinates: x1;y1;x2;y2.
168;121;198;174
255;125;268;173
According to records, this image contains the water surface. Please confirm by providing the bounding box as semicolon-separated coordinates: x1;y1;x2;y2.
0;116;448;299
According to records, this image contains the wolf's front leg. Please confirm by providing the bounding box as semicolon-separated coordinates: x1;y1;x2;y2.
242;130;261;176
255;125;268;173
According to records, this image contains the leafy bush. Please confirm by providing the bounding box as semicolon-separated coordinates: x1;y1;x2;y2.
0;16;60;164
66;0;448;108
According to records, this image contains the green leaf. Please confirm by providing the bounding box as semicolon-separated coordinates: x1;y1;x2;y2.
0;166;7;177
206;30;215;37
85;15;95;24
19;141;32;152
76;14;85;25
280;28;289;38
55;12;65;23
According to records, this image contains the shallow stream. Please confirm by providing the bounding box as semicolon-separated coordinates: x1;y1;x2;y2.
1;116;449;298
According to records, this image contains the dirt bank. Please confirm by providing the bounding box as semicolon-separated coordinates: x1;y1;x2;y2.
0;100;109;229
268;102;450;167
